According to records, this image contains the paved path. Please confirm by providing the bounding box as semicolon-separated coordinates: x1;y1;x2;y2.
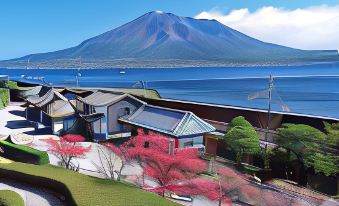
0;103;64;206
0;179;64;206
0;102;34;136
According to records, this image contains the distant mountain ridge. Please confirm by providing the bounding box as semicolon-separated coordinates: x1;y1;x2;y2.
1;11;338;68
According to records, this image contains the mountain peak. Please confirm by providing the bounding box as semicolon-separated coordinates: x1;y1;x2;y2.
154;10;165;14
3;11;337;68
147;10;171;16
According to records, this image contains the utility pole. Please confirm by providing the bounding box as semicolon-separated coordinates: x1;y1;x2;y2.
265;75;273;145
263;75;273;169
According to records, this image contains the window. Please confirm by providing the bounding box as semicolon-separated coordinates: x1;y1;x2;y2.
63;118;75;130
93;119;101;134
183;140;193;148
125;107;130;115
118;107;131;117
77;101;84;113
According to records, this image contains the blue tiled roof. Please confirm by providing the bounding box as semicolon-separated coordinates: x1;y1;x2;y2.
119;105;215;137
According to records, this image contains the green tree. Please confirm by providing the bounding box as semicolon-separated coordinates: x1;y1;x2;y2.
224;116;260;165
321;122;339;176
276;123;338;176
324;122;339;147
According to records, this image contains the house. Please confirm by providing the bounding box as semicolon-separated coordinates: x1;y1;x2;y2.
74;90;216;148
119;104;215;150
75;90;145;140
25;88;75;134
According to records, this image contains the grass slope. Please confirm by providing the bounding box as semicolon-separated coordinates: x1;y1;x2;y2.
0;190;25;206
0;162;179;206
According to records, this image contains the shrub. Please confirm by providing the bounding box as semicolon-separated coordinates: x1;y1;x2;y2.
0;88;9;109
6;81;19;90
0;190;24;206
0;140;49;165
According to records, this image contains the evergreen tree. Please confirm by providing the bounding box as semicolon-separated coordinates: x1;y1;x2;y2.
276;123;338;176
224;116;260;165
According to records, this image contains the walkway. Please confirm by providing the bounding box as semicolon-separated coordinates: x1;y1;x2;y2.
0;179;64;206
0;103;64;206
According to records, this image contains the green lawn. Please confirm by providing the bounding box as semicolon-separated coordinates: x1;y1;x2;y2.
0;162;179;206
0;190;24;206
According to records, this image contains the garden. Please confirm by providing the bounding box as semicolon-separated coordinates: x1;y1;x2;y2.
0;135;179;206
218;116;339;196
0;113;337;205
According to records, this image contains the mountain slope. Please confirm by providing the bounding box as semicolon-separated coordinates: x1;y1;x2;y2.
2;11;338;67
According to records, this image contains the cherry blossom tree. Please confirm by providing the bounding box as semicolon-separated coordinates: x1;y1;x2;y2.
142;147;207;196
167;165;309;206
104;129;207;195
104;130;310;205
43;134;91;171
95;129;163;182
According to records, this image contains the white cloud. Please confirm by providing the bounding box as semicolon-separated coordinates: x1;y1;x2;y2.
195;5;339;50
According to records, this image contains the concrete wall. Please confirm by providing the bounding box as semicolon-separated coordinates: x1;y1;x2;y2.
142;98;338;131
107;97;142;135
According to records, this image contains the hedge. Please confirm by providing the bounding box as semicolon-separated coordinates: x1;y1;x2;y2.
0;88;9;109
0;190;24;206
0;162;179;206
0;140;49;165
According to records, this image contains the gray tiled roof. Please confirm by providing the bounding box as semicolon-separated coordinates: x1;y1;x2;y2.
119;105;215;137
26;89;68;107
26;89;74;117
19;86;50;99
77;90;145;107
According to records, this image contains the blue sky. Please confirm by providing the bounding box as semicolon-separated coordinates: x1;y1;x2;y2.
0;0;338;60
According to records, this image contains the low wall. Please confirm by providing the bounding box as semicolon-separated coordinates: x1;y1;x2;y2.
141;97;338;130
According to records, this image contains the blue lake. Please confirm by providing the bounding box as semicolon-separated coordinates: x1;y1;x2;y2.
1;62;339;119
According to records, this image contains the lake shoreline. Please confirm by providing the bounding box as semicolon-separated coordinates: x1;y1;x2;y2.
1;60;339;70
1;63;339;119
